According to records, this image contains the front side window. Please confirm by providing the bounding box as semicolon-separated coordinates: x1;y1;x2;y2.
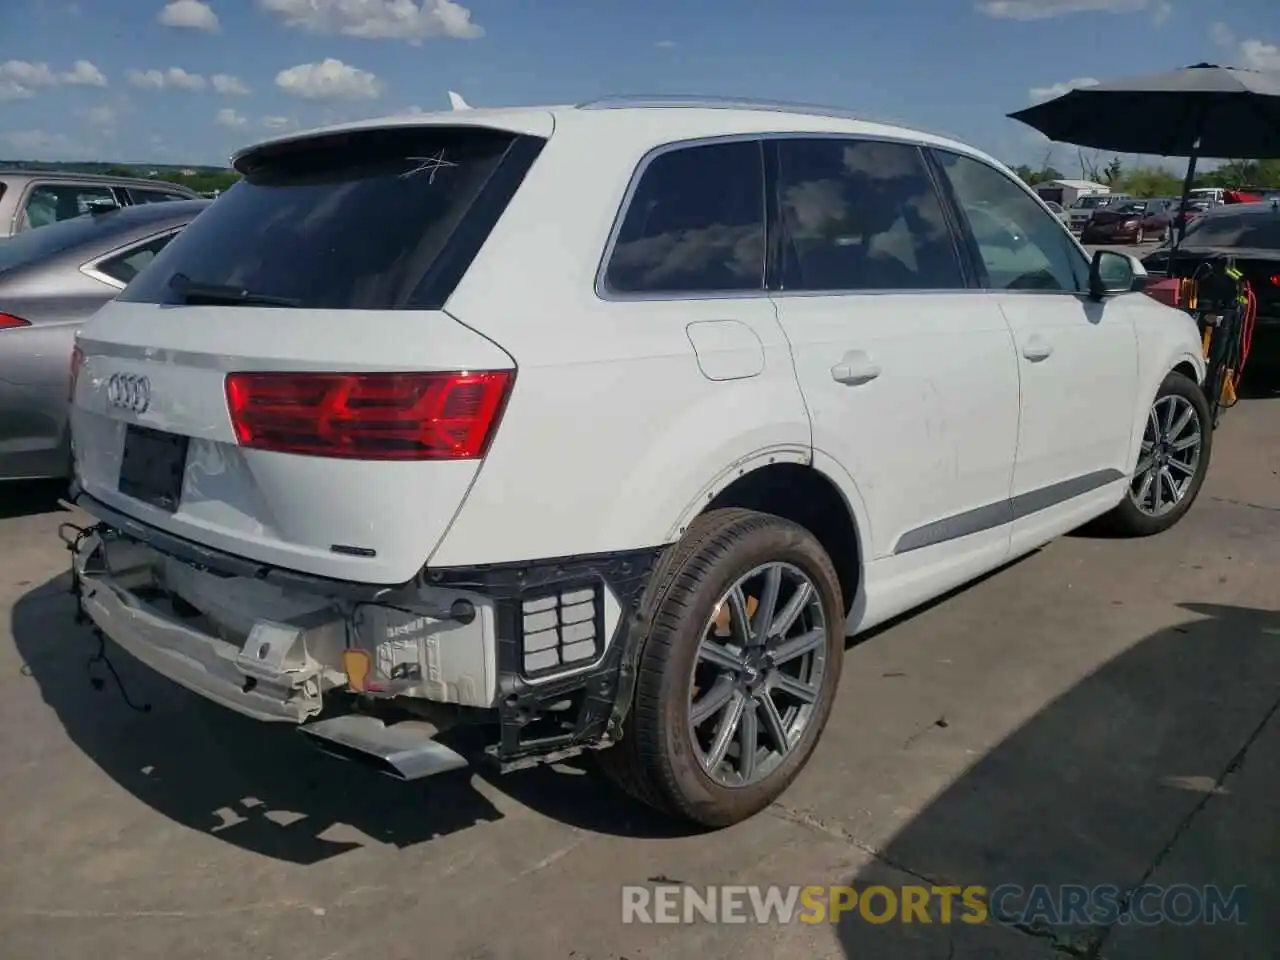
774;137;964;292
94;232;179;285
934;150;1087;293
22;183;117;230
603;140;765;295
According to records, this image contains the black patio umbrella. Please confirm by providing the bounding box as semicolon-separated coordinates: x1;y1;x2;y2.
1008;63;1280;243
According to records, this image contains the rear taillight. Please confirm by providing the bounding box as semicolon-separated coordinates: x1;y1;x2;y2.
1270;274;1280;288
0;312;30;330
224;370;515;461
69;345;84;401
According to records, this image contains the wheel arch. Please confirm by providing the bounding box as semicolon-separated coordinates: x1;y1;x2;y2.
675;458;869;618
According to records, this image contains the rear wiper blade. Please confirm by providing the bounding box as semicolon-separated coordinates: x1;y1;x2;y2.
168;273;301;308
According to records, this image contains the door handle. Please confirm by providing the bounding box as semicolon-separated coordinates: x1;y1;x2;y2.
1021;336;1053;362
831;350;881;386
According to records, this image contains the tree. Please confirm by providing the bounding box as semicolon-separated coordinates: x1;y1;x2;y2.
1198;159;1280;190
1077;147;1102;181
1117;165;1183;198
1102;156;1124;186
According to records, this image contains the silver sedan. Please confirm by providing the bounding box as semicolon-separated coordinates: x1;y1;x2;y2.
0;199;209;481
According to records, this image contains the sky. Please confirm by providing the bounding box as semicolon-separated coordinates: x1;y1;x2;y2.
1;0;1278;169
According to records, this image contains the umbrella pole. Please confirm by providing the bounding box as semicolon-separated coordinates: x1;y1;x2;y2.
1171;139;1201;271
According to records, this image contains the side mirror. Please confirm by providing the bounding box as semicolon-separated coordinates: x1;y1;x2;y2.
1089;249;1147;298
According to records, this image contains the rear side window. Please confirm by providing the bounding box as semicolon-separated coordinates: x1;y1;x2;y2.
95;232;179;285
774;138;964;291
120;126;541;310
603;140;765;295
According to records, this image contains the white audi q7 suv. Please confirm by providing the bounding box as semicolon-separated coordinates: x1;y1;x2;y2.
65;96;1211;827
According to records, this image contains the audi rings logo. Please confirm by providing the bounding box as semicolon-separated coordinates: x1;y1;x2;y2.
106;373;152;414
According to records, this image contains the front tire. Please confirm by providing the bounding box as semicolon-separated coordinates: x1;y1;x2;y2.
597;508;845;827
1101;371;1211;537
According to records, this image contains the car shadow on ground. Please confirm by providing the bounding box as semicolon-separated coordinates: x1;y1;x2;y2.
0;479;70;521
834;601;1280;959
10;576;695;866
12;551;1047;866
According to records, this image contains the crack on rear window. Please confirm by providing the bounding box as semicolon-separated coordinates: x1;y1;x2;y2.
400;149;458;184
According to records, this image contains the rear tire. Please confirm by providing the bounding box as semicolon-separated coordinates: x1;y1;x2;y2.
1099;371;1211;537
596;508;845;827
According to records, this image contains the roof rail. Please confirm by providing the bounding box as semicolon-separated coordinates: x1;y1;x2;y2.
575;94;866;120
573;94;965;141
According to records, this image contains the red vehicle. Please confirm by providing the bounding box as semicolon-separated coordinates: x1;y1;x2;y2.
1079;198;1175;244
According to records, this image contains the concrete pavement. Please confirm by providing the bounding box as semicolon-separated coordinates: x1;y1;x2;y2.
1;389;1277;960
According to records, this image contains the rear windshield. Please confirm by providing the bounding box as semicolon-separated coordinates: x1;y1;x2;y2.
1183;210;1280;250
0;210;104;274
119;126;535;310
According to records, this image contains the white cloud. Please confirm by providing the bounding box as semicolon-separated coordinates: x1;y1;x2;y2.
212;73;249;95
83;104;117;126
0;81;31;101
158;0;220;31
2;129;79;157
127;67;207;91
656;39;677;48
0;60;59;89
1029;76;1100;101
275;58;382;100
1209;25;1280;70
261;115;294;129
978;0;1154;19
0;59;107;99
259;0;483;43
215;107;247;128
1240;39;1280;70
63;59;107;86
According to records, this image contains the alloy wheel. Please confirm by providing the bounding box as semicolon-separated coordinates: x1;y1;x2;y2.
1129;393;1202;517
687;562;827;788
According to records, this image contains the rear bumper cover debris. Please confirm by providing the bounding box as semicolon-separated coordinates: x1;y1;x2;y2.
69;490;667;771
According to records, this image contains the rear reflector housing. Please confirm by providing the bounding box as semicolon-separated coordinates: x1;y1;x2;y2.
224;370;514;461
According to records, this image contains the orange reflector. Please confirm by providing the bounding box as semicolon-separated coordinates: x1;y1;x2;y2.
342;649;372;691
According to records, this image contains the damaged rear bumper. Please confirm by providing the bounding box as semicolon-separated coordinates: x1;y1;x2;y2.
67;492;666;775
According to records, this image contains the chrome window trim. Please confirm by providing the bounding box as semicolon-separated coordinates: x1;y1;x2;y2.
79;226;183;290
594;130;976;303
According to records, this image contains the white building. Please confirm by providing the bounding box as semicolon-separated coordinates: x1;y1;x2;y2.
1034;178;1110;207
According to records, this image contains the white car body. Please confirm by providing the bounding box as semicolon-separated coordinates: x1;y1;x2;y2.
65;97;1208;820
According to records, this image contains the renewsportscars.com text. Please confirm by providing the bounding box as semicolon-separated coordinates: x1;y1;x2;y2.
621;884;1248;927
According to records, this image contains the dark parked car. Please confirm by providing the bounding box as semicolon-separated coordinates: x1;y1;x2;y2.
1142;200;1280;359
0;199;209;480
1080;198;1175;244
0;170;199;238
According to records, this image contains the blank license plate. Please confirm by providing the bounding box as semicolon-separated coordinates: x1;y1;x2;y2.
118;424;189;513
